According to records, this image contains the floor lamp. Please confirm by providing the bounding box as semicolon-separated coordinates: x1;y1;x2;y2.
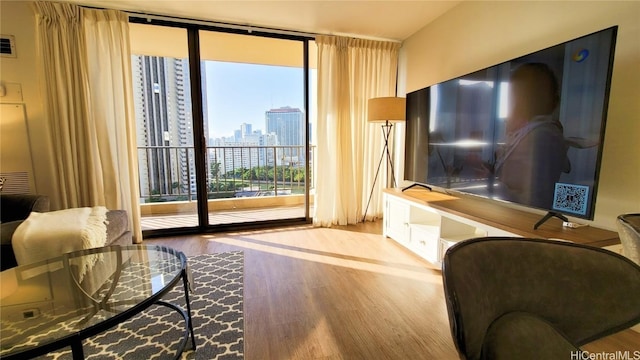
362;96;406;222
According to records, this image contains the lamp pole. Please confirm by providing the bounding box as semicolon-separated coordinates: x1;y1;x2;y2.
362;97;405;222
363;120;396;222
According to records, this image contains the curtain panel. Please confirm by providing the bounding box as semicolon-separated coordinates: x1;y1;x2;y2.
32;2;142;242
314;36;400;226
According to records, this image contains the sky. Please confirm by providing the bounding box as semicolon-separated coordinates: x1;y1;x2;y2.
204;61;315;139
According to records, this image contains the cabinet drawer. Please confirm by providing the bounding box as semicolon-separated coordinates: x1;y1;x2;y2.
410;225;440;264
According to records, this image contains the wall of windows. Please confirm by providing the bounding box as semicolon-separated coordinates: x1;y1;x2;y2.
129;20;316;235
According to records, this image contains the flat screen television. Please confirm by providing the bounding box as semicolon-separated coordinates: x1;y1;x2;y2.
404;26;617;223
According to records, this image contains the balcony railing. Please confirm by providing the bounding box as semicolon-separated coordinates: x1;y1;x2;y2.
137;145;315;204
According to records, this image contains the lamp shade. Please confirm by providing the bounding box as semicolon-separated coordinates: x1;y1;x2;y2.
367;97;406;123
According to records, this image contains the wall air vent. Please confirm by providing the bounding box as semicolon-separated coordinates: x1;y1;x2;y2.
0;35;16;58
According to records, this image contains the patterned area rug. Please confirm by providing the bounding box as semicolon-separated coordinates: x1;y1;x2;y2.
38;252;244;360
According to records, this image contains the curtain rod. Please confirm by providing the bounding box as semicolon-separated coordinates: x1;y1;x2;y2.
126;11;318;39
78;3;400;43
125;11;401;43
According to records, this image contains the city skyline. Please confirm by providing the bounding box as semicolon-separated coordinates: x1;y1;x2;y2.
205;61;310;138
132;55;313;200
208;106;304;144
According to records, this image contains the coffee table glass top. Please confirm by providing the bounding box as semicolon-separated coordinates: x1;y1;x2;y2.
0;245;186;357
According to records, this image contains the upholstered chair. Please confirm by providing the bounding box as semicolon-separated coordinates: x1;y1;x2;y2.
617;213;640;265
442;237;640;360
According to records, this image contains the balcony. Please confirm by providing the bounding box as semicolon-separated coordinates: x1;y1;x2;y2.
138;144;315;230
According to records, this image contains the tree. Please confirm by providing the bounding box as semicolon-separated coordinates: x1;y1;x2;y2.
210;162;221;179
171;181;180;195
294;169;305;182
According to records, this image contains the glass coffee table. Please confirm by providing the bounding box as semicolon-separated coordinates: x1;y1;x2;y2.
0;245;195;360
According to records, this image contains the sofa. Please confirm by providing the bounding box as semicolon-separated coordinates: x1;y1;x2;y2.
0;194;132;271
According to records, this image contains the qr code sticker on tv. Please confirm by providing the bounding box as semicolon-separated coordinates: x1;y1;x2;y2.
552;183;589;215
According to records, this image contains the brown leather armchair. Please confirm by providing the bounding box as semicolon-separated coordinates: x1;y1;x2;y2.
442;237;640;360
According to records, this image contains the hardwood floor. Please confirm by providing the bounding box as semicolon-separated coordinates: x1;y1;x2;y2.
143;221;640;359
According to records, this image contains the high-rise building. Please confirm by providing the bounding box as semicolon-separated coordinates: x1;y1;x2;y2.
240;123;252;137
265;106;304;160
265;107;303;147
132;55;207;201
211;126;278;174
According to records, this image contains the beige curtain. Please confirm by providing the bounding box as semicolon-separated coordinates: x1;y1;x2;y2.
33;2;142;243
314;36;400;226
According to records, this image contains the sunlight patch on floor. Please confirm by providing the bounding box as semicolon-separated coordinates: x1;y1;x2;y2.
201;230;442;283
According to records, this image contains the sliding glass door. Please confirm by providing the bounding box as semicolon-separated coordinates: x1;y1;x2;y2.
199;30;309;225
129;20;315;235
129;24;201;231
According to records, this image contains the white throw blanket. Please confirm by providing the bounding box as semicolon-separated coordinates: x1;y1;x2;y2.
12;206;108;281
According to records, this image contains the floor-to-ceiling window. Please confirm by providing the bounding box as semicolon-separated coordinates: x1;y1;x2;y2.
129;19;316;236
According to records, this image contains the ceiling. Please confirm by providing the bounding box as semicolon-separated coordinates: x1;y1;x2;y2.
66;0;461;41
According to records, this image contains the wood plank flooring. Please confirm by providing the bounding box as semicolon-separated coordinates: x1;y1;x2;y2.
143;221;640;359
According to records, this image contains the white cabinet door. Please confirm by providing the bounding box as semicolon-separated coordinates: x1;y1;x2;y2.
384;195;409;243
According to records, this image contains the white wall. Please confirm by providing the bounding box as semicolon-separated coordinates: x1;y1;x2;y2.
399;1;640;231
0;1;59;206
